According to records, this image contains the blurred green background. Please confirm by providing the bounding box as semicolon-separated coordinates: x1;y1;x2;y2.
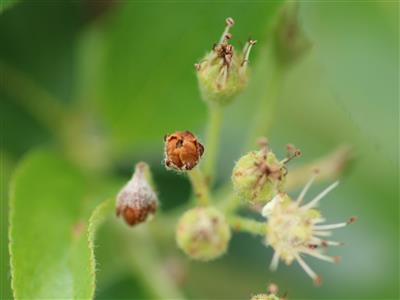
1;0;398;299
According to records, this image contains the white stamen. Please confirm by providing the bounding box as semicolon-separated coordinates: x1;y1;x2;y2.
294;253;318;281
311;237;343;246
314;222;347;231
302;181;339;210
296;175;316;204
313;231;332;237
270;251;280;271
240;39;257;73
301;248;336;263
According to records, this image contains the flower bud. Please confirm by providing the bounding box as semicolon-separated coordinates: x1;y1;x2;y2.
251;284;284;300
116;162;158;226
273;1;311;66
195;17;257;105
231;140;300;204
164;130;204;171
176;207;231;261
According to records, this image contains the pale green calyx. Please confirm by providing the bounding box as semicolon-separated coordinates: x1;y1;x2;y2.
195;17;256;105
231;140;299;204
176;206;231;261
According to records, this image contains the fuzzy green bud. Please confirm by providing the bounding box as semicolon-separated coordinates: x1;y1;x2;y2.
251;283;283;300
176;207;231;261
195;17;256;105
274;1;311;66
232;141;300;204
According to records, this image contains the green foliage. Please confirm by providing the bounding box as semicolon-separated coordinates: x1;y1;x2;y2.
9;149;113;299
0;0;19;14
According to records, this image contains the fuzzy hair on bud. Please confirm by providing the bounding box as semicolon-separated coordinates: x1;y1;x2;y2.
116;162;158;226
232;141;296;204
176;207;231;261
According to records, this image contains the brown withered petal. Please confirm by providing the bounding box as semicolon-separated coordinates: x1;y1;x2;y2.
164;130;204;171
116;162;158;226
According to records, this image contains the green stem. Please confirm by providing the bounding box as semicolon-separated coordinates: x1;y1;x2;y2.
245;50;285;151
0;61;69;137
203;104;223;183
115;223;184;300
228;215;266;236
187;167;210;206
220;193;243;214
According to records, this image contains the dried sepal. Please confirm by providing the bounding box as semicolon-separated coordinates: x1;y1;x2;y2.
116;162;158;226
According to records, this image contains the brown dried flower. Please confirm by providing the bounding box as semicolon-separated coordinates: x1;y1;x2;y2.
164;130;204;171
116;162;158;226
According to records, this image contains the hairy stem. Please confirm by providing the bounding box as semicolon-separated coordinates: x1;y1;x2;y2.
203;104;223;183
228;215;266;236
188;167;210;206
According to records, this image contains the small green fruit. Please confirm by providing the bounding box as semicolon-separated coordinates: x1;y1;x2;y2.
176;207;231;261
195;17;256;106
232;141;300;204
232;150;284;204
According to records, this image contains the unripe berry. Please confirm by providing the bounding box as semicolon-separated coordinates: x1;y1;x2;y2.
195;17;256;105
176;207;231;261
231;141;299;204
116;162;158;226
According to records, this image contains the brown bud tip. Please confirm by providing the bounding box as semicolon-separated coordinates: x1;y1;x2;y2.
348;216;358;224
225;17;235;27
314;276;323;286
333;256;342;264
249;39;257;45
194;63;201;71
164;130;204;171
121;204;157;226
225;33;233;40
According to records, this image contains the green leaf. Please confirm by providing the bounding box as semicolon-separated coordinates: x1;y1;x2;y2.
9;149;114;299
0;0;19;14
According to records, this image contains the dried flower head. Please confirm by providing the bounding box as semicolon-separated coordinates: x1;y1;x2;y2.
262;176;357;284
116;162;158;226
232;139;300;204
164;130;204;171
176;206;231;261
195;17;257;105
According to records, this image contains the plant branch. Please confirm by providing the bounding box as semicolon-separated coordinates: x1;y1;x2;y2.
203;104;223;183
228;215;266;236
187;167;210;206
